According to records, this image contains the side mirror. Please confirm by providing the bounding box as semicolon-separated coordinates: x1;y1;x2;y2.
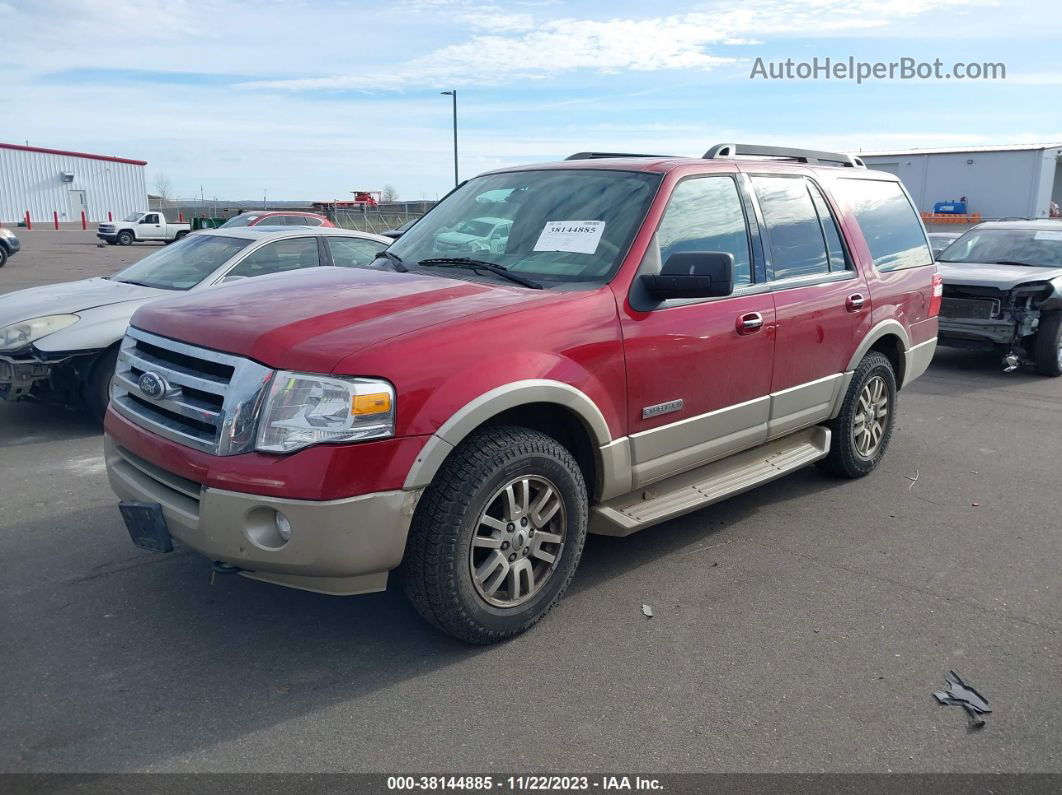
641;251;735;300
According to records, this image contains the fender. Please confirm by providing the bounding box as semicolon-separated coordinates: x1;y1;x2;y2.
34;300;153;353
845;318;911;381
403;379;632;497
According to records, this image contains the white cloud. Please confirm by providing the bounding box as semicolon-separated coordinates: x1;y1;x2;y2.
240;0;1000;92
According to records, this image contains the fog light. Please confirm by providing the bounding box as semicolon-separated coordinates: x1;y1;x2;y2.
275;512;292;542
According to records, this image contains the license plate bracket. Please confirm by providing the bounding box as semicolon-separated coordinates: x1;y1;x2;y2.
119;501;173;553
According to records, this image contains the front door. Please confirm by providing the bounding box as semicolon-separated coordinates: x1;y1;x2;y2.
747;173;869;438
68;190;87;221
619;174;776;488
139;213;164;240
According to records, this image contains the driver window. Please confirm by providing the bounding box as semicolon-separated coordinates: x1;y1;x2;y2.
652;177;752;285
142;214;158;224
226;237;321;279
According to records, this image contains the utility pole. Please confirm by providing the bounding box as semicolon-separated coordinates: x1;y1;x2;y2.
440;90;458;186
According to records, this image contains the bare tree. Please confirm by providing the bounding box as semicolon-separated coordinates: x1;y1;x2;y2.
381;184;399;203
153;173;174;205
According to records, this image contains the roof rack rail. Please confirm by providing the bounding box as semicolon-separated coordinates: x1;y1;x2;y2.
704;143;865;168
565;151;677;160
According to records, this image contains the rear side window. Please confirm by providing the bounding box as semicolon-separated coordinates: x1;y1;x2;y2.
752;176;829;280
834;179;931;271
808;182;848;271
655;176;752;286
328;236;385;268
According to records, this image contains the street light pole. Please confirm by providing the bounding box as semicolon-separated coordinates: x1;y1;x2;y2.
440;90;458;186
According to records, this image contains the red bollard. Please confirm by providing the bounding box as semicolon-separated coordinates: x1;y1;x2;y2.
108;211;113;221
178;211;185;223
53;211;59;230
81;211;87;230
24;211;31;230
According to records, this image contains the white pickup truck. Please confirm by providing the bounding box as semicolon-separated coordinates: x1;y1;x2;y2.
97;212;191;246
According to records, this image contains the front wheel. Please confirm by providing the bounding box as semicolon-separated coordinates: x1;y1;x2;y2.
402;426;589;644
817;351;897;479
0;247;7;268
85;346;118;423
1033;312;1062;377
117;231;134;246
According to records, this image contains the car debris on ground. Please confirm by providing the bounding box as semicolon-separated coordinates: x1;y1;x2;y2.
934;670;991;729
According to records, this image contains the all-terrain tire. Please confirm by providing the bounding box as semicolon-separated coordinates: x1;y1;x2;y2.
816;351;897;479
85;346;119;423
1033;311;1062;377
401;425;589;644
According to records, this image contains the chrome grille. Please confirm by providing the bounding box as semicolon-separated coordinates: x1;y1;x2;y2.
111;327;273;455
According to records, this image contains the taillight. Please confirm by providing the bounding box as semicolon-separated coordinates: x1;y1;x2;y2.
929;272;943;317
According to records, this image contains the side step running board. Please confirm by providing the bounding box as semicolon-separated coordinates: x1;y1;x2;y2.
590;426;831;537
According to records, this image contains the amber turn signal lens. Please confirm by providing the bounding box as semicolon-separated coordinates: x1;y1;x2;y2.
352;392;392;415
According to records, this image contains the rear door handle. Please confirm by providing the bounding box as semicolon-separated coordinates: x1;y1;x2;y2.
737;312;764;334
846;293;865;312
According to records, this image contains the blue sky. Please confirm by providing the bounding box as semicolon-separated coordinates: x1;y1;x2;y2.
3;0;1060;201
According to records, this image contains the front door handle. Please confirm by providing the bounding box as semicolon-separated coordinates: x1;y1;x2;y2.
737;312;764;334
846;293;865;312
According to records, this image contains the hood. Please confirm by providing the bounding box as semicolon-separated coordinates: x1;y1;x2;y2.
0;277;168;329
937;261;1062;290
130;267;559;373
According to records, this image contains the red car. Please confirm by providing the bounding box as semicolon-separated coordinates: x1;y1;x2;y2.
105;144;940;643
219;210;334;228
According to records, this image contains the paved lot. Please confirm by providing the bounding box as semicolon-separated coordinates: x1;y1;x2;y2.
1;231;1060;773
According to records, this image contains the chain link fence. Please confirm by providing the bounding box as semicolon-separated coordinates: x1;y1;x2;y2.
331;202;435;235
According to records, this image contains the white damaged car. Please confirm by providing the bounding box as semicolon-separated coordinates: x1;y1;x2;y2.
0;226;391;418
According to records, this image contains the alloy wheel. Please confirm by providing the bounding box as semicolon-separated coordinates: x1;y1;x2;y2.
852;375;889;458
469;475;566;608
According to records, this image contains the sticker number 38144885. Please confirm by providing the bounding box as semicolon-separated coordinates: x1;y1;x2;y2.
533;220;606;255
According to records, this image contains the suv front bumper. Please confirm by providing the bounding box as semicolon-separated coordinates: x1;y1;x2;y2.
105;436;422;595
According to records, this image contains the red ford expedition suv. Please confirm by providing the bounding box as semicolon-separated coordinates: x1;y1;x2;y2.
104;144;940;643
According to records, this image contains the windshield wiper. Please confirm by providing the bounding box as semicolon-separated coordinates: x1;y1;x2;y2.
377;250;408;272
995;260;1036;267
112;279;155;287
417;257;542;289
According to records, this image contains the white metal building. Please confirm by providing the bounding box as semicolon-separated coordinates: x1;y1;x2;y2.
0;142;148;224
856;143;1062;220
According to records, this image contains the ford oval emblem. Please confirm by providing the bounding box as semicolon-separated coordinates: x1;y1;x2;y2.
137;371;169;400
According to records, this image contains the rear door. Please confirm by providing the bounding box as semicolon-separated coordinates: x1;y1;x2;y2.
619;173;776;487
747;172;869;439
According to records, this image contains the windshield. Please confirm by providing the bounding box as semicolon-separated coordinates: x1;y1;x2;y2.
938;228;1062;267
388;169;660;284
122;212;143;222
111;234;252;290
220;214;261;228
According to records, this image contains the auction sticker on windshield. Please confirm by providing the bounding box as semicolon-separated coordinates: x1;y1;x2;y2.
534;220;606;255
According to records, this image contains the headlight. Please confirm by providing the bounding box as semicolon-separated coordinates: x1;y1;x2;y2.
0;314;79;351
256;372;395;453
0;228;15;240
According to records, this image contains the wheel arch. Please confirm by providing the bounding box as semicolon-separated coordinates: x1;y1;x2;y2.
403;380;627;500
847;320;911;387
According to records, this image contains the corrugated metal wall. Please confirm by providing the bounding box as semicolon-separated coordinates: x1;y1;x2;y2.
0;148;148;223
860;150;1059;219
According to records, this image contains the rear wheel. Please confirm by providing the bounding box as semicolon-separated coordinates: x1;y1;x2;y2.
817;351;897;479
0;246;7;268
85;346;118;423
1033;311;1062;377
117;231;133;246
174;230;188;241
402;426;588;644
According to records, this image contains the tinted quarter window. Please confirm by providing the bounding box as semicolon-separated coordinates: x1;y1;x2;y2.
752;176;829;280
328;237;384;268
808;182;848;271
835;179;932;271
655;177;752;286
